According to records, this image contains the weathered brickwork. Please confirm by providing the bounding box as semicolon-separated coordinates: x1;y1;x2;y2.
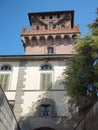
21;10;80;55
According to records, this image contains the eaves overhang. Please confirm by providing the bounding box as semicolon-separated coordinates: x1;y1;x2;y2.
28;10;74;26
0;54;74;61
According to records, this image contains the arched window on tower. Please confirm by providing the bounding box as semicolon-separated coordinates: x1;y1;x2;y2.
0;64;12;90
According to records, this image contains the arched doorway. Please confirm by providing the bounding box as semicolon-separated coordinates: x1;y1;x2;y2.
34;127;56;130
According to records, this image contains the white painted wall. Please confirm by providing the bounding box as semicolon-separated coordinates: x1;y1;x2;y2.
20;60;69;117
24;60;66;90
10;62;19;90
0;59;70;117
21;91;69;117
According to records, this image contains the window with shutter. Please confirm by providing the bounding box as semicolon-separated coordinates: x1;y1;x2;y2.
0;64;12;90
40;73;52;90
0;74;10;90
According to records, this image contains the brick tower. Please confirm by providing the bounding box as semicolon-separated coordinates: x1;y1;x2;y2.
21;10;80;55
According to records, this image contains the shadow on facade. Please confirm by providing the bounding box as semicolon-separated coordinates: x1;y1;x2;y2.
18;78;79;130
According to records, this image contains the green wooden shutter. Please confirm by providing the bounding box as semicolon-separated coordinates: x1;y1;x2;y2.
0;74;9;90
47;73;52;89
41;74;46;90
40;73;52;90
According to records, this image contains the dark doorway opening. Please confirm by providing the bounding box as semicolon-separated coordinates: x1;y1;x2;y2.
34;127;55;130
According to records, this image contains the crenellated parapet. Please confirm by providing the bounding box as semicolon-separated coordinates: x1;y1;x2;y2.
21;25;80;35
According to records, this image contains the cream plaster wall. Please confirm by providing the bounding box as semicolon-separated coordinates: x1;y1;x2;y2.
5;92;16;100
0;59;70;118
21;91;69;117
10;63;19;90
24;61;40;90
24;60;66;90
20;60;69;117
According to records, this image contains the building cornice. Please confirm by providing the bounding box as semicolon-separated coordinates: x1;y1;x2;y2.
0;54;74;61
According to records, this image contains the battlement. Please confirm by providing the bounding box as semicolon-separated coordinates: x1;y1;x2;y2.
21;24;80;35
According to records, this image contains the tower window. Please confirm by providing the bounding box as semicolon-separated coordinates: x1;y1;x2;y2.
49;22;53;27
61;25;65;29
49;15;52;19
57;15;60;18
36;26;40;30
47;47;54;54
42;16;45;19
40;104;51;116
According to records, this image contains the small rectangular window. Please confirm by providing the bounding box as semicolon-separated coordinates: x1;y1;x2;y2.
49;22;53;27
40;105;51;116
36;26;40;30
0;74;10;90
47;47;54;54
61;25;65;29
40;73;52;90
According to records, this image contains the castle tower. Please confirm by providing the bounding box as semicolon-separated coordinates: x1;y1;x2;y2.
21;10;80;55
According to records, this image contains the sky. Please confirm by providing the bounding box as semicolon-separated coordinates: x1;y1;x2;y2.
0;0;98;55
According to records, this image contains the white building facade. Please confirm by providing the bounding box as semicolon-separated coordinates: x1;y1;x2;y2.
0;10;80;130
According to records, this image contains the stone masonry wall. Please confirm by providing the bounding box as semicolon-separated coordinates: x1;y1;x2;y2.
75;99;98;130
0;85;19;130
